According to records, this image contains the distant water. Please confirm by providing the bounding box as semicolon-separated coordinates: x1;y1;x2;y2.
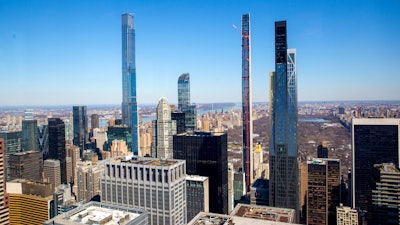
299;118;331;123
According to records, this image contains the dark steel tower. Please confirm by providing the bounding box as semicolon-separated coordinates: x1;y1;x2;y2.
241;14;253;191
269;21;299;216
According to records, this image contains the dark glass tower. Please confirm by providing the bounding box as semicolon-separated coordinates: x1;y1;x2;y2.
173;132;228;214
351;118;400;211
121;13;139;155
269;21;299;215
176;73;196;132
241;13;253;191
48;118;67;184
73;106;88;157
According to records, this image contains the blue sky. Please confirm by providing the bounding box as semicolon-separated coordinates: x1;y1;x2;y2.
0;0;399;106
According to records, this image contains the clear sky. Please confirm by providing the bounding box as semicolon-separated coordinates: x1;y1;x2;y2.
1;0;399;106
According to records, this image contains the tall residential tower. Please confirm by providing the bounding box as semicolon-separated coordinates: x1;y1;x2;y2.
269;21;299;216
73;106;88;157
121;13;139;154
241;14;253;191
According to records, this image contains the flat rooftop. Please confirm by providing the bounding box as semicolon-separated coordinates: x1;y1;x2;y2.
107;155;182;167
175;131;225;137
45;202;148;225
186;175;208;182
231;204;295;223
188;212;301;225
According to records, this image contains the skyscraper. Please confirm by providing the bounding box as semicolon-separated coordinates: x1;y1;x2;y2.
173;132;228;214
0;138;10;225
48;118;67;184
0;131;22;181
269;21;299;215
22;119;39;151
121;13;139;155
73;106;88;157
307;158;340;225
241;14;253;191
351;118;400;211
151;97;176;159
9;150;43;182
90;113;99;133
178;73;190;112
101;155;187;225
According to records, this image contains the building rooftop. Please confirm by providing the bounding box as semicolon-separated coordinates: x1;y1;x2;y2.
188;212;301;225
186;174;208;182
175;131;225;137
374;163;400;173
230;204;296;223
106;155;182;167
44;202;148;225
11;150;40;156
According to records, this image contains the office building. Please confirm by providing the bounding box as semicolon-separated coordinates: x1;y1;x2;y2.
110;139;129;157
171;112;186;134
336;204;358;225
234;171;246;202
53;184;76;216
66;144;80;187
101;155;187;225
90;113;99;133
250;179;269;206
44;159;61;189
38;125;49;157
173;131;228;214
44;201;149;225
9;150;43;181
22;119;39;151
241;14;253;191
253;143;269;180
317;141;329;158
269;20;299;216
183;104;196;132
351;118;400;210
186;175;209;221
121;13;139;155
77;162;103;203
7;180;53;225
307;158;340;225
151;97;176;159
0;131;22;181
73;106;88;157
0;139;9;225
178;73;190;111
48;118;67;184
369;163;400;224
107;125;132;151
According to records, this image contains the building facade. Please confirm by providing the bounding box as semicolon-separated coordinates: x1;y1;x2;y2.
121;13;139;155
178;73;190;112
48;118;67;184
351;118;400;210
336;204;358;225
186;175;209;221
269;20;299;216
9;150;43;181
90;113;99;133
22;119;39;151
0;131;22;181
151;97;176;159
77;162;103;203
307;158;340;225
43;159;61;189
369;163;400;225
0;139;9;225
73;106;88;157
173;132;228;214
101;155;187;225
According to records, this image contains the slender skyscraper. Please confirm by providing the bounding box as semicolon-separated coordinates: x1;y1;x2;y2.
121;13;139;155
73;106;88;157
48;118;67;184
269;21;299;216
178;73;190;112
241;14;253;191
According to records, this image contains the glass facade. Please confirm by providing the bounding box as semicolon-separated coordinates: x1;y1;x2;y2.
178;73;190;112
269;21;299;216
121;13;138;154
351;119;400;212
173;132;228;214
22;119;39;151
73;106;88;157
48;118;67;184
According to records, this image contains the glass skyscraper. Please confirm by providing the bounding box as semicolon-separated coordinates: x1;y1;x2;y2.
73;106;88;158
178;73;190;112
48;118;67;184
269;21;299;217
121;13;139;155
